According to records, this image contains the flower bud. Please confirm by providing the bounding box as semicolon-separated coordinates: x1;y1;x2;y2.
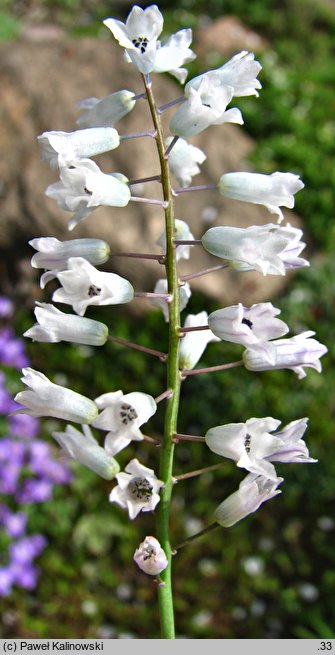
134;536;168;575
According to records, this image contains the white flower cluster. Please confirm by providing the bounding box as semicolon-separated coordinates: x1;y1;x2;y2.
206;417;316;527
14;3;328;582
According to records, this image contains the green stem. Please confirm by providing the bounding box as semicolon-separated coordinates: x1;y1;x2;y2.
143;75;181;639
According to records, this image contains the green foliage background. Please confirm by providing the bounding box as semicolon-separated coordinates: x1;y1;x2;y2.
1;0;335;639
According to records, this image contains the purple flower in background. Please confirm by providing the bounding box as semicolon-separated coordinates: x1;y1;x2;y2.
9;413;40;439
0;296;14;318
0;388;18;415
0;439;26;494
0;327;29;369
0;508;47;597
0;508;28;538
28;440;72;484
12;563;40;590
0;568;13;597
17;479;55;504
10;535;47;564
0;296;71;596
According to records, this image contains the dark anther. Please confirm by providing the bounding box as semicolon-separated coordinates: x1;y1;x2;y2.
119;403;138;425
88;284;102;297
132;37;149;53
244;434;251;454
242;318;253;329
143;546;155;561
128;477;153;501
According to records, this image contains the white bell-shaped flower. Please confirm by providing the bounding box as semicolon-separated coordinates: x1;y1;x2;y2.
46;159;130;231
201;223;309;275
219;171;304;222
104;5;164;74
24;303;109;346
29;237;110;288
92;390;157;456
206;416;302;480
14;368;98;424
215;473;283;527
170;76;243;137
30;237;110;270
166;137;206;188
38;127;120;168
110;458;164;519
152;29;196;82
243;330;328;379
179;312;220;370
52;425;120;480
134;536;168;575
157;219;195;261
185;51;262;98
76;90;137;128
52;257;134;316
151;279;191;322
208;302;289;364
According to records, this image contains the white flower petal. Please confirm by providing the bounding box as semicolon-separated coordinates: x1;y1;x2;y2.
202;223;309;275
24;303;109;346
215;473;283;527
38;128;120;168
14;368;98;424
52;257;134;316
109;458;163;519
185;51;262;98
52;425;120;479
76;90;136;128
179;312;219;369
29;237;110;270
243;331;328;378
166;137;206;188
219;172;304;218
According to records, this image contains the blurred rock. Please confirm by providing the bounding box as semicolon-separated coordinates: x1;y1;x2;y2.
196;15;269;58
0;34;299;312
